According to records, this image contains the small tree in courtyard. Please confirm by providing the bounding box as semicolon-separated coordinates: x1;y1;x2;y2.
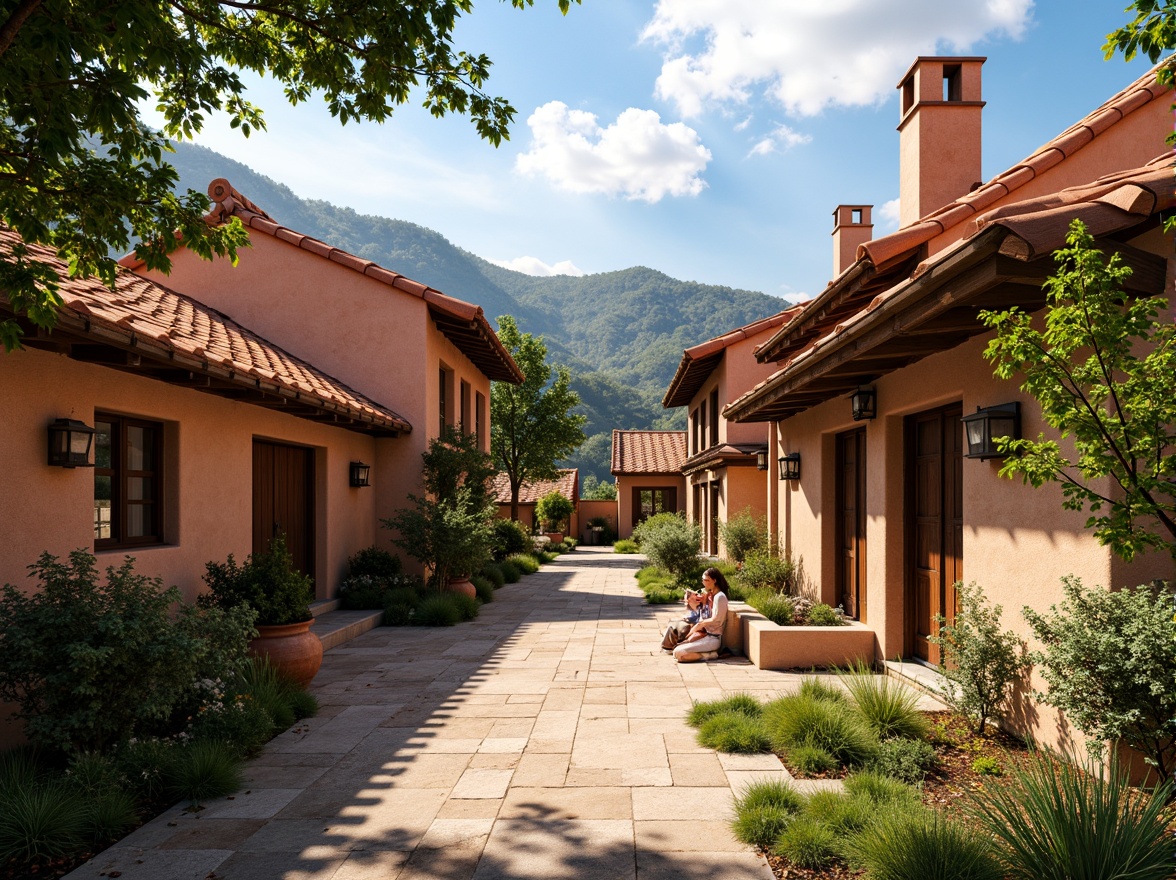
535;491;574;533
491;315;587;521
979;220;1176;562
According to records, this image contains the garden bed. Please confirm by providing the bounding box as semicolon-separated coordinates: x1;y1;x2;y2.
737;606;875;670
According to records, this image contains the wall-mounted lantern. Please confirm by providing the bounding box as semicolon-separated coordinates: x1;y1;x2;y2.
778;452;801;482
47;418;95;468
349;461;372;487
962;403;1020;460
755;450;769;471
850;386;877;421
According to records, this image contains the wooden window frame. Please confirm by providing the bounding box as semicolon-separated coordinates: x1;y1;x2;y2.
94;413;164;550
709;388;720;447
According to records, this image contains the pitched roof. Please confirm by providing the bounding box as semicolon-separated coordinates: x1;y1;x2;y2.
662;306;806;408
4;229;411;435
120;179;524;384
681;442;766;476
753;59;1174;367
490;469;579;505
610;430;687;475
724;159;1173;423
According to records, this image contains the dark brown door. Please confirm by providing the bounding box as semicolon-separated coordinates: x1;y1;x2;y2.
708;482;721;555
253;440;315;578
906;406;963;663
836;428;867;620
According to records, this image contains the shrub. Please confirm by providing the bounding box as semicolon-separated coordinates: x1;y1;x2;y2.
382;602;414;627
561;537;577;551
535;491;574;532
969;753;1175;880
849;809;1003;880
797;677;848;704
632;513;702;580
697;713;771;753
507;553;540;574
736;550;799;594
81;788;139;845
414;595;462;627
450;592;480;621
972;756;1003;776
165;740;243;805
687;693;762;727
336;574;390;610
288;688;319;721
480;563;506;588
384;586;422;609
0;551;218;754
498;560;522;583
491;519;531;561
930;581;1028;735
805;603;843;626
843;770;922;809
613;539;639;553
471;575;494;602
347;546;402;580
201;534;314;626
867;737;938;785
115;738;174;804
805;789;874;836
645;586;683;605
789;744;837;775
717;508;767;563
730;779;804;847
187;677;275;757
774;814;838;869
749;590;795;625
763;693;878;769
1022;577;1176;780
837;662;930;741
0;780;86;864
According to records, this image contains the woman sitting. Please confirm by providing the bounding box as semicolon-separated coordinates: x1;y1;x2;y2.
673;567;729;663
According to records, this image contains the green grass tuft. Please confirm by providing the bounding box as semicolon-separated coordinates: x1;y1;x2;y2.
165;740;243;805
789;744;838;776
414;594;463;626
506;553;540;574
697;712;771;753
774;814;839;870
837;661;930;741
848;809;1003;880
687;693;762;727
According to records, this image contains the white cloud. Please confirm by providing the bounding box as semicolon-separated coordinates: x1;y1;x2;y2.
734;115;753;132
877;197;902;231
515;101;712;202
642;0;1034;118
488;256;586;276
747;123;811;157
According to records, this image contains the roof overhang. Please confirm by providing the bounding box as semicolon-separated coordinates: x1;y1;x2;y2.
681;443;767;476
725;224;1168;423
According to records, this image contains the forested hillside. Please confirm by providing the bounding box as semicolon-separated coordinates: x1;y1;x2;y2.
167;142;786;482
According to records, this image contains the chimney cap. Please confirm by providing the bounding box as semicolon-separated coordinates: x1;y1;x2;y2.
896;56;986;88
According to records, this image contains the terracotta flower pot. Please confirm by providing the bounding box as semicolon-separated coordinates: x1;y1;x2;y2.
446;576;477;598
248;619;323;688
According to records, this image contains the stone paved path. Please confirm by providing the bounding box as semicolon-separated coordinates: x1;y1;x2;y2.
65;547;936;880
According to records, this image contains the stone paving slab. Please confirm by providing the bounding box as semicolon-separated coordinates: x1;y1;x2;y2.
64;546;944;880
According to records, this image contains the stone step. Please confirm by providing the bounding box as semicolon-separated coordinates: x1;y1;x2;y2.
310;608;383;651
309;598;340;617
883;658;951;702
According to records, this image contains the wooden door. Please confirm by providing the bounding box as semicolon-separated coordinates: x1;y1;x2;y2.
906;406;962;663
253;440;315;578
836;428;867;620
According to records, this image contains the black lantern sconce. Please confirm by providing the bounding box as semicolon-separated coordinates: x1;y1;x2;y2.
850;386;877;421
755;450;769;471
47;418;95;468
349;461;372;488
962;403;1020;460
778;452;801;482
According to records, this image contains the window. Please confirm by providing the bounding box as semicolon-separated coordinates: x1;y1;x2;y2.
709;388;719;447
698;400;707;452
439;366;453;434
95;414;162;547
475;391;486;448
460;380;471;435
633;487;676;529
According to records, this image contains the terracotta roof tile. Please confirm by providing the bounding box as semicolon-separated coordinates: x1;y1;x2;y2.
662;306;806;408
3;228;411;435
491;469;579;506
610;430;687;475
119;178;524;384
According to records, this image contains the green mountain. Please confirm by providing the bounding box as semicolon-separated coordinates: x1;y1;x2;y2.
167;142;787;483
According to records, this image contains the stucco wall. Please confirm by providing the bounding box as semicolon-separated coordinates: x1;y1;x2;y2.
0;347;380;602
615;475;687;540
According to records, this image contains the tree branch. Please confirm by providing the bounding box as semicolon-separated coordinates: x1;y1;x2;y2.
0;0;44;58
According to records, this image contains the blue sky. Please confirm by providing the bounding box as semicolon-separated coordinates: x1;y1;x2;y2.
151;1;1164;301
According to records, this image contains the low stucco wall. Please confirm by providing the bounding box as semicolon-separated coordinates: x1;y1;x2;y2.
739;609;875;670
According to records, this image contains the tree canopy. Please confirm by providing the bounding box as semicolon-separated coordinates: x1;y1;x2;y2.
980;221;1176;561
491;314;586;521
0;0;576;351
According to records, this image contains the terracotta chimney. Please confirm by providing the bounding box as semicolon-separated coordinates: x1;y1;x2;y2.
897;57;985;228
832;205;873;277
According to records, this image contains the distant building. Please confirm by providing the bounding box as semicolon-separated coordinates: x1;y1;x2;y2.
491;468;579;539
610;430;687;539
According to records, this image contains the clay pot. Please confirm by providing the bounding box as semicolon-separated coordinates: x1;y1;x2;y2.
446;576;477;598
248;619;324;688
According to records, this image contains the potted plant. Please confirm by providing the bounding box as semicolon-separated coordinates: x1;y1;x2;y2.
200;534;322;686
535;491;574;544
383;428;496;597
586;515;608;546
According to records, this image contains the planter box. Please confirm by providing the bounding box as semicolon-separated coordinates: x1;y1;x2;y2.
736;607;875;670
